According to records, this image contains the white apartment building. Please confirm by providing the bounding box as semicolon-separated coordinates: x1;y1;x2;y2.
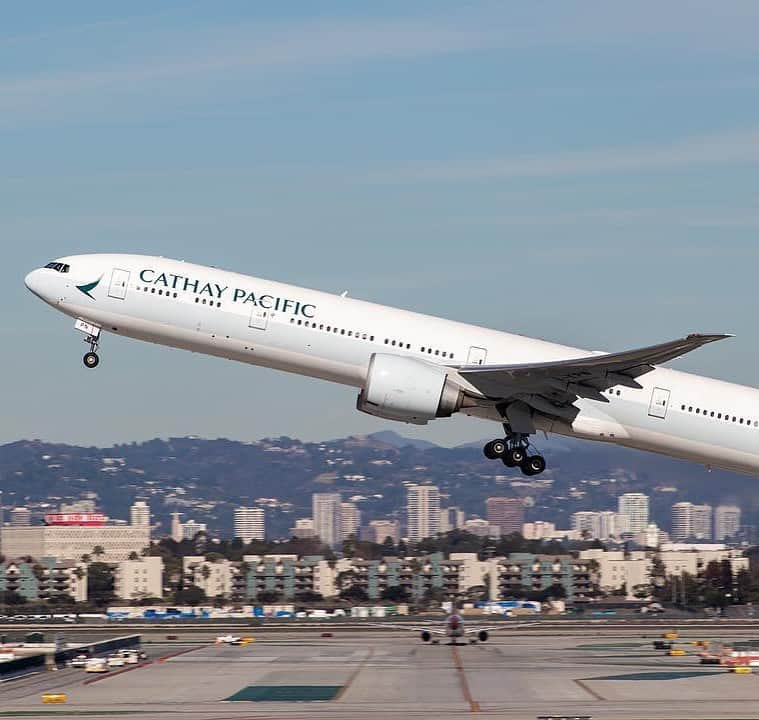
340;502;361;540
10;507;31;526
312;493;342;548
580;549;652;598
181;520;207;540
715;505;741;541
129;501;151;529
618;493;649;532
114;556;163;600
233;507;265;543
572;511;601;539
183;556;234;599
291;518;316;539
463;518;501;538
439;507;466;533
671;502;713;541
368;520;400;545
406;485;440;542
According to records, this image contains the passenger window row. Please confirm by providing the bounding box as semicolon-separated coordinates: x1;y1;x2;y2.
289;318;455;358
136;285;222;308
291;317;375;341
680;404;758;427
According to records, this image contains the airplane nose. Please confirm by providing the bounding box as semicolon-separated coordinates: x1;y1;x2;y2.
24;269;45;298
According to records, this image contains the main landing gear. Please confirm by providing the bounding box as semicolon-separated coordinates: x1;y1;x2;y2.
483;433;546;476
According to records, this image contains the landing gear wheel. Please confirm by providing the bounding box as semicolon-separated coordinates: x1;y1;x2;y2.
83;352;100;369
503;447;527;467
483;439;507;459
521;455;546;476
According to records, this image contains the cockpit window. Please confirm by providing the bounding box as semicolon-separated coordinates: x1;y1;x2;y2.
45;262;70;273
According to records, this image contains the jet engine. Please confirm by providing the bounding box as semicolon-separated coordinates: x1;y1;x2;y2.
420;630;432;642
357;354;464;425
478;630;489;642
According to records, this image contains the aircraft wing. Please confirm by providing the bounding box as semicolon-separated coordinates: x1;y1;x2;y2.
458;334;730;430
463;625;499;635
367;623;446;634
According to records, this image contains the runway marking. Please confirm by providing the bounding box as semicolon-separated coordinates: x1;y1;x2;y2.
333;646;374;702
156;644;207;662
574;678;606;701
451;645;480;713
81;660;152;685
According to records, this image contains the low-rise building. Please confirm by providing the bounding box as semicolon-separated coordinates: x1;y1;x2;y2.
113;556;163;600
489;553;593;601
1;525;151;563
580;549;652;598
0;558;87;603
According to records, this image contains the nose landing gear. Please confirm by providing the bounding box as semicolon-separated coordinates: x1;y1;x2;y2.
74;318;102;370
483;431;547;476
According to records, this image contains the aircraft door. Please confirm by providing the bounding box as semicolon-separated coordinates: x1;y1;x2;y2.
108;268;130;300
248;306;269;330
648;387;670;419
467;346;488;365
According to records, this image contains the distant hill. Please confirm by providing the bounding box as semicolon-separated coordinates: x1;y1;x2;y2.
0;432;755;539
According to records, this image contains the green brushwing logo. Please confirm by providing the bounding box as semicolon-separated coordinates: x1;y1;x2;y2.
76;275;102;299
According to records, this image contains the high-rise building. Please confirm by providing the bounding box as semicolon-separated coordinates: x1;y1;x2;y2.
233;507;265;543
10;507;31;527
571;511;601;539
671;502;713;540
618;493;649;532
671;502;693;541
715;505;741;541
439;507;466;533
130;501;150;528
181;520;207;540
406;485;440;542
368;519;400;545
691;504;713;540
486;497;524;536
291;518;316;539
312;493;342;547
340;502;361;540
170;512;183;542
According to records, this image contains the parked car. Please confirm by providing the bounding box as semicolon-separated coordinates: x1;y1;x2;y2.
106;655;125;668
69;654;89;668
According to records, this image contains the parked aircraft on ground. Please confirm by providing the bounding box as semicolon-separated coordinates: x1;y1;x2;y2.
25;254;759;476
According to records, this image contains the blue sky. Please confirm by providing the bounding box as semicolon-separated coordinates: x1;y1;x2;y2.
4;2;759;446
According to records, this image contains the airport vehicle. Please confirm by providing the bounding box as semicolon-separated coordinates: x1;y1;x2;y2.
24;254;759;476
117;649;140;664
106;654;125;668
84;658;108;673
387;613;496;645
68;654;89;668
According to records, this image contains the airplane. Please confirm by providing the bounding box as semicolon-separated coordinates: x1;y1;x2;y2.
381;613;496;645
23;253;759;477
215;634;241;645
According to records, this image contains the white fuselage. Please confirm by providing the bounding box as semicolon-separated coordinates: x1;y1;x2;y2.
24;253;759;475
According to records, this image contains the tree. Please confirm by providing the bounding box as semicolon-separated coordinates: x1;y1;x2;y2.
380;586;411;603
80;554;91;564
339;585;369;602
294;590;323;603
175;584;207;606
1;590;27;606
87;562;115;607
381;537;396;556
257;590;283;603
92;546;105;561
128;551;139;561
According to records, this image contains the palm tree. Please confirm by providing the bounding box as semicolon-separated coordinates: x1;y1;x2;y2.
128;551;139;561
81;554;91;564
92;546;105;561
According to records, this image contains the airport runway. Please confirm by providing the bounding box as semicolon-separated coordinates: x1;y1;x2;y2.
4;629;759;719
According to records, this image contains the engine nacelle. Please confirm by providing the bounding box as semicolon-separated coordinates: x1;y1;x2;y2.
478;630;489;643
421;630;432;642
357;354;464;425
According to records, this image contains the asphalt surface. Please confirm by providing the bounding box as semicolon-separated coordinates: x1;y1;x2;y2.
3;626;759;719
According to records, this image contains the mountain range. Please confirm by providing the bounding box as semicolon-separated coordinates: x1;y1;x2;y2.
0;430;755;539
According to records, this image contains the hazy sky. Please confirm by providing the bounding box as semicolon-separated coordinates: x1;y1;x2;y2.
5;2;759;447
